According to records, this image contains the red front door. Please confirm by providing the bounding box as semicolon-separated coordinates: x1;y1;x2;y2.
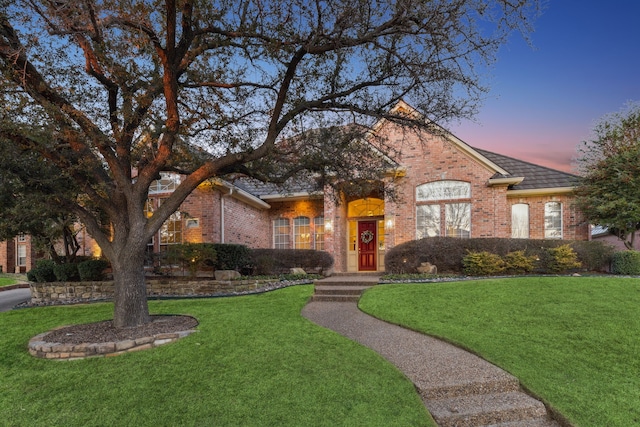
358;221;377;271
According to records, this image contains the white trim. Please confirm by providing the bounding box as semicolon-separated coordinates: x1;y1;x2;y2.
507;187;574;197
488;176;525;186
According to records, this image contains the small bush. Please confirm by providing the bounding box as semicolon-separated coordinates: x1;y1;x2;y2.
545;244;582;274
53;263;80;282
77;259;109;281
611;250;640;275
462;251;505;276
27;259;57;283
503;251;536;275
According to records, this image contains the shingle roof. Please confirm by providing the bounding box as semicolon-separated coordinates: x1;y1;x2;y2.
231;176;319;198
474;148;579;191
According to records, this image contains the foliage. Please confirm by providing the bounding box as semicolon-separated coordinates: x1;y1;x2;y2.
212;244;251;271
576;103;640;249
163;244;218;277
77;259;110;281
26;259;56;283
503;250;537;275
0;0;540;327
249;249;334;275
462;251;506;276
52;263;80;282
543;244;581;274
385;237;609;274
360;277;640;427
611;251;640;275
0;287;432;426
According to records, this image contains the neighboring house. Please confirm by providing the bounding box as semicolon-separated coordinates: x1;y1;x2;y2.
0;101;590;274
591;226;639;251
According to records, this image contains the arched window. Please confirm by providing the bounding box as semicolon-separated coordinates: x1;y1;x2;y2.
511;203;530;239
544;202;562;239
416;181;471;238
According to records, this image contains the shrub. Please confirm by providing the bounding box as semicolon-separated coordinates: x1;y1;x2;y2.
503;250;536;275
212;244;250;271
544;244;582;274
77;259;109;281
385;237;608;274
249;249;333;275
27;259;57;282
611;250;640;275
164;243;218;276
462;251;506;276
53;262;80;282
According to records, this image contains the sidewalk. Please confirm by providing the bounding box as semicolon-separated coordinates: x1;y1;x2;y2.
302;282;564;426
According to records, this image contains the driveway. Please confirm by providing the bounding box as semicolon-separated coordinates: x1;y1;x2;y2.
0;288;31;312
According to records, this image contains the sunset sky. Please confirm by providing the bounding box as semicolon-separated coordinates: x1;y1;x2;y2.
449;0;640;173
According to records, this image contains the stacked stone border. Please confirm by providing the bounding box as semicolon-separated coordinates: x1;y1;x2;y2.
28;277;278;305
29;327;198;360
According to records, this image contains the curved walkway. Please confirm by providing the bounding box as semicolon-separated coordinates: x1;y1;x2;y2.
302;276;564;427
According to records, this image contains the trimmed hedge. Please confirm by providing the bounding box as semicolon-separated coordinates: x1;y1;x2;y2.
611;250;640;275
385;237;615;274
249;249;333;275
212;243;251;271
78;259;110;281
26;259;57;283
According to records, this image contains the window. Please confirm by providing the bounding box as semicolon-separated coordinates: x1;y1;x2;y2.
416;181;471;238
511;204;530;238
160;211;183;247
545;202;562;239
417;205;441;238
294;216;311;249
417;181;471;202
17;234;26;242
445;203;471;238
273;218;290;249
17;245;26;267
149;172;181;194
314;216;325;250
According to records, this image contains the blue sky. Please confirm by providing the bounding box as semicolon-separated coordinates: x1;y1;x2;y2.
450;0;640;173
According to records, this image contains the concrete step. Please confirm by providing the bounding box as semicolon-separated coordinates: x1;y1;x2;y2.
426;391;548;427
487;418;561;427
313;285;371;296
418;376;520;400
310;294;362;302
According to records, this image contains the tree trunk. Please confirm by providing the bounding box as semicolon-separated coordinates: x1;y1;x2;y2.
111;249;151;328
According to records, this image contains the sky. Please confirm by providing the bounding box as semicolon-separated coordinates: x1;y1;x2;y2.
449;0;640;173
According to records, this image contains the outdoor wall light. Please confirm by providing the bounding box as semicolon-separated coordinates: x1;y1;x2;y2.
385;218;394;230
325;219;333;232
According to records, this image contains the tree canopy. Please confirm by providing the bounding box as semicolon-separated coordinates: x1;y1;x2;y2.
0;0;540;327
576;103;640;249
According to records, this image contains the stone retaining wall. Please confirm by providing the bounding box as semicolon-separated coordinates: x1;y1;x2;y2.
29;278;270;304
29;329;197;360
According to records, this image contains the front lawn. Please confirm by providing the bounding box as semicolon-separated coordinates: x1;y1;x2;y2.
0;285;432;426
0;276;20;287
359;277;640;427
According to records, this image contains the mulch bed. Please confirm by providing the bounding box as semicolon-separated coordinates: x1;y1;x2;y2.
42;315;199;345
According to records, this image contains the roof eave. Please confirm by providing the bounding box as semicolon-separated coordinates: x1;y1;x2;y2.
507;186;575;197
487;176;525;187
260;191;324;202
210;180;271;209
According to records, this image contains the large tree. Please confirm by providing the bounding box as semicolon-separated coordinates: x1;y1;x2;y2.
576;103;640;249
0;0;539;327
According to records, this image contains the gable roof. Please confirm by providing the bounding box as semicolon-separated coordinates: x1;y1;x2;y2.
474;148;579;193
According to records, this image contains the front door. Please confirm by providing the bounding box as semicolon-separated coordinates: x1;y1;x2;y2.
358;221;377;271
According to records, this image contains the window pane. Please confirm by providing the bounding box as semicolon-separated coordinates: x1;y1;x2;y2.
149;172;181;194
347;198;384;217
511;203;530;239
314;217;325;250
160;211;182;245
544;202;562;239
445;203;471;238
17;245;27;266
294;216;311;249
273;218;290;249
417;205;440;238
416;181;471;202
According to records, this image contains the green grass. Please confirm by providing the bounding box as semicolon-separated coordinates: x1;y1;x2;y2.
0;285;432;427
0;276;20;287
359;277;640;427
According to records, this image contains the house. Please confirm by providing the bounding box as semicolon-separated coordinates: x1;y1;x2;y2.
0;101;590;274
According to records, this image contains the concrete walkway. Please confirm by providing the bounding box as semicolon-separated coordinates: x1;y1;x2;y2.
302;276;564;427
